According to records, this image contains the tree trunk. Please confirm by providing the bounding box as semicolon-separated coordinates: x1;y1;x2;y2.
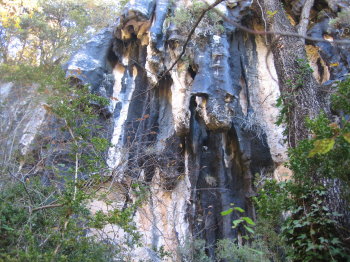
255;0;349;241
255;0;326;147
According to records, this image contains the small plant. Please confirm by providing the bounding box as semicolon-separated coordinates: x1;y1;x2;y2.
329;9;350;36
152;245;172;260
282;187;346;262
221;204;256;239
332;76;350;115
216;238;269;262
238;111;266;140
169;0;225;37
275;59;314;140
275;92;293;137
295;58;314;88
0;65;144;260
263;77;350;261
178;239;211;262
266;10;278;18
219;205;275;261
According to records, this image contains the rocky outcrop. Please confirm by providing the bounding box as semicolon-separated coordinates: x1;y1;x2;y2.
0;82;46;171
3;0;349;260
64;1;280;260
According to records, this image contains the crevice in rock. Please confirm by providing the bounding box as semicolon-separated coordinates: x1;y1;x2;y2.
187;65;197;79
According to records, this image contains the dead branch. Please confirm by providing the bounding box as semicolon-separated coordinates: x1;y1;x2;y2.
161;0;225;78
32;203;64;212
64;119;79;201
297;0;315;44
205;0;350;45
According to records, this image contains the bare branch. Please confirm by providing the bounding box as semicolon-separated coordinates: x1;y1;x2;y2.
297;0;315;44
204;0;350;45
161;0;225;78
64;119;79;201
256;0;268;45
32;203;64;212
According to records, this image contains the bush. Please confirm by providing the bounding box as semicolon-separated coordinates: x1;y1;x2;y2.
216;238;270;262
254;77;350;261
0;65;143;260
329;9;350;37
169;0;224;37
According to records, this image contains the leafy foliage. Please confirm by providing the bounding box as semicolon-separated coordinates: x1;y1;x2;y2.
216;238;270;262
329;9;350;37
288;111;350;189
275;59;314;138
0;65;145;260
281;187;346;262
218;200;277;259
0;178;117;262
169;0;225;37
0;0;121;65
332;77;350;115
178;239;211;262
221;204;256;238
254;77;350;261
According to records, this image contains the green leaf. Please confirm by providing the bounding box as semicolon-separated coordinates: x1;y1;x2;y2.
247;247;264;255
221;208;233;216
308;138;335;157
244;225;255;234
332;211;343;217
298;234;307;239
343;133;350;143
306;243;316;251
232;219;243;228
233;207;244;213
267;10;278;18
2;224;14;231
331;238;341;245
242;217;256;226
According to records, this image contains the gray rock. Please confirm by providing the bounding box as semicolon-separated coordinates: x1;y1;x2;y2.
65;28;115;93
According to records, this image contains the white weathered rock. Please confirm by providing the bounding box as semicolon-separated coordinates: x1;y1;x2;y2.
247;32;289;164
19;106;46;155
0;82;13;102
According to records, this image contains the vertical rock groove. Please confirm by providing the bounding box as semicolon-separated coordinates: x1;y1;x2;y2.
60;0;350;260
64;1;277;259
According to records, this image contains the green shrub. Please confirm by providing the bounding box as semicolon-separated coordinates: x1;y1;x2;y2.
0;64;143;260
169;0;224;37
216;238;270;262
178;239;211;262
329;10;350;36
255;77;350;261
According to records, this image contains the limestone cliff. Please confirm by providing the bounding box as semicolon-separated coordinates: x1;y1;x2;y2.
1;0;349;261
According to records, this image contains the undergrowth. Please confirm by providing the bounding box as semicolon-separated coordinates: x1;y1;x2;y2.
0;64;145;261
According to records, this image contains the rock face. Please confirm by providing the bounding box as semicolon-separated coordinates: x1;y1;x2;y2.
63;0;349;260
65;1;282;259
0;82;47;170
3;0;349;261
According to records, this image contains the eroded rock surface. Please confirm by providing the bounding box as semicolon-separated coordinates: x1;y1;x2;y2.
64;1;277;260
64;0;350;260
4;0;349;260
0;82;47;173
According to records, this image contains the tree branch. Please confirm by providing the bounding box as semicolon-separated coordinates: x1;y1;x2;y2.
125;0;225;99
161;0;225;78
204;0;350;45
297;0;315;44
64;120;79;201
32;203;64;212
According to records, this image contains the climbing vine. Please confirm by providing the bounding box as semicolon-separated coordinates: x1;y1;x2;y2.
275;58;315;140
